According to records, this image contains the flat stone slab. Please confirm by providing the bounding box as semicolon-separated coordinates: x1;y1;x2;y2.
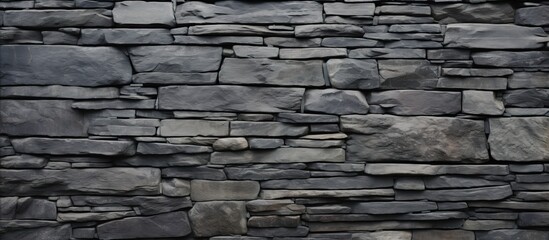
97;211;191;239
444;24;548;49
489;117;549;161
128;46;222;73
191;180;259;201
188;201;247;237
211;148;345;164
368;90;461;115
11;138;135;156
113;1;174;26
3;10;112;27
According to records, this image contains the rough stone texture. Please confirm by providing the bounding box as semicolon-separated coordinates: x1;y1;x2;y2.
431;3;514;24
368;90;461;115
472;51;549;68
343;115;488;162
113;1;175;26
128;46;222;73
444;24;548;49
327;59;380;89
304;89;369;115
211;148;345;164
515;6;549;27
3;10;112;27
378;60;439;89
462;90;505;115
97;211;191;239
489;117;549;161
188;201;247;237
10;138;136;156
191;180;260;201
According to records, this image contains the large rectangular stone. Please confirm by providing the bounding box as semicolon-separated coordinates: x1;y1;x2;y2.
444;24;548;49
128;46;222;73
261;189;394;199
0;45;132;86
159;120;229;137
176;1;322;24
211;148;345;164
378;60;438;89
11;138;136;156
342;115;488;162
190;180;259;201
368;90;461;115
0;100;89;137
261;176;392;190
472;51;549;68
364;164;509;176
489;117;549;161
230;122;308;137
4;10;112;27
97;212;190;239
0;168;160;196
219;58;324;87
158;86;304;113
396;185;513;201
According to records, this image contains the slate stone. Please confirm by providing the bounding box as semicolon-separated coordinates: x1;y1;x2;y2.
424;176;506;189
396;185;513;201
431;3;514;24
427;49;470;60
515;6;549;26
230;121;308;137
476;230;549;240
97;211;191;239
213;138;248;151
327;59;380;90
0;29;42;44
442;68;513;77
321;37;381;48
0;155;47;169
57;211;135;222
161;178;190;197
389;24;441;33
71;196;191;215
234;46;279;58
174;36;264;45
113;1;174;26
472;51;549;68
88;118;158;137
304;89;369;115
350;48;426;59
378;60;438;89
295;24;364;37
0;224;71;240
261;189;394;199
0;168;160;196
129;46;221;73
444;24;548;49
137;142;212;155
286;139;343;148
188;201;247;237
79;28;173;45
158;85;304;113
159;120;229;137
354;231;412;240
0;86;119;99
368;90;461;115
462;90;504;115
324;3;374;16
15;198;57;220
248;216;300;228
211;148;345;164
463;220;516;230
279;48;347;59
191;180;260;201
508;72;549;89
395;178;425;191
72;228;95;239
308;219;464;232
11;138;135;156
265;37;321;47
489;117;549;161
365;164;509;176
413;230;474;240
3;10;112;27
189;25;292;36
277;113;339;124
132;72;217;85
503;89;549;108
0;197;17;219
350;201;437;214
343;115;488;162
219;58;324;87
261;176;392;190
117;154;209;167
162;167;226;180
436;77;507;90
0;45;131;86
248;226;309;237
72;99;156;110
249;138;284;149
225;168;310;180
518;213;549;227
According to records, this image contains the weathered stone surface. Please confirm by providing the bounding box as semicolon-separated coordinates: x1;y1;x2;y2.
304;89;369;115
261;189;394;199
322;37;381;47
365;164;509;176
325;3;375;16
350;48;426;59
15;198;57;220
233;46;278;58
57;211;135;223
97;211;191;239
515;6;549;26
191;180;259;201
0;45;131;86
265;37;321;47
295;24;364;37
230;122;308;137
248;138;285;149
159;86;304;112
443;68;513;77
462;90;504;115
11;138;135;156
277;113;338;124
176;1;322;24
4;10;112;27
71;196;191;215
117;154;209;167
219;58;324;87
189;25;293;36
162;167;226;180
261;176;392;190
472;51;549;68
350;201;437;214
175;36;264;45
369;90;461;115
0;224;71;240
396;185;513;201
225;168;309;180
489;117;549;161
378;60;438;89
213;138;248;151
518;213;549;227
113;1;174;26
0;155;47;169
248;216;300;228
343;115;488;162
0;86;119;99
503;89;549;108
159;120;229;137
508;72;549;89
80;28;173;45
476;230;549;240
413;230;474;240
248;226;309;237
354;231;412;240
444;24;548;49
129;46;222;73
431;3;514;24
72;99;155;110
389;24;441;33
211;148;345;164
437;77;507;90
137;142;212;155
327;59;380;90
279;48;347;59
161;178;190;197
424;176;506;189
188;201;247;237
0;197;17;219
132;72;217;85
0;168;160;196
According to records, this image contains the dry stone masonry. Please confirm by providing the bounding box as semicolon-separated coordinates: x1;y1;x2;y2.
0;0;548;239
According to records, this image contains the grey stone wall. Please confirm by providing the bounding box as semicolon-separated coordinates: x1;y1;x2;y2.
1;0;549;239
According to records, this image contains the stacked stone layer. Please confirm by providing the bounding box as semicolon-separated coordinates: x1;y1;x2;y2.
1;0;549;239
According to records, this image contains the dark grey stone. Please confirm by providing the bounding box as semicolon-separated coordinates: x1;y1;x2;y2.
304;89;369;115
0;45;131;86
378;60;438;89
436;77;507;90
248;226;309;237
4;10;112;27
191;180;259;201
462;90;505;115
230;121;308;137
489;117;549;161
279;48;347;59
132;72;217;85
368;90;461;115
476;230;549;240
0;224;71;240
350;201;437;214
396;185;513;201
327;59;379;90
225;168;310;180
116;154;209;167
518;213;549;227
321;37;381;47
413;230;474;240
71;196;191;215
508;72;549;89
431;3;514;24
324;2;374;16
248;216;300;228
515;6;549;26
472;51;549;68
136;142;212;155
211;148;345;164
79;28;173;45
97;211;191;239
162;166;227;180
261;176;392;190
277;113;339;123
159;119;229;137
188;201;248;237
174;36;264;45
129;46;222;73
0;197;17;219
350;48;426;59
249;138;284;149
295;24;364;37
424;176;506;189
0;155;47;169
265;37;321;47
15;198;57;220
0;86;119;99
503;89;549;108
189;24;293;36
11;138;135;156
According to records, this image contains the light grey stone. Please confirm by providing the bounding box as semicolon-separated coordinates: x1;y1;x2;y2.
0;29;42;44
159;120;229;137
343;115;488;162
0;168;160;196
444;24;548;49
265;37;321;47
188;201;247;237
72;99;155;110
219;58;324;87
395;178;425;191
261;176;392;190
442;68;513;77
97;211;191;239
354;231;412;240
508;72;549;89
295;24;364;37
476;230;549;240
213;138;248;151
176;1;322;24
489;117;549;161
158;85;304;113
174;36;263;45
321;37;381;47
0;86;119;99
379;5;431;15
137;142;212;155
431;3;514;24
191;180;259;201
472;51;549;68
327;59;379;89
304;89;369;115
350;48;426;59
247;226;309;237
350;201;437;214
57;211;135;222
4;10;112;27
285;139;343;148
162;167;226;180
369;90;461;115
233;46;278;58
132;72;217;85
324;3;374;16
211;148;345;164
129;46;221;73
249;138;284;149
11;138;136;156
225;168;310;180
230;122;308;137
248;216;300;228
0;45;131;86
365;164;508;176
462;90;504;115
378;60;438;89
277;113;338;123
428;49;470;60
0;155;47;169
424;176;506;189
515;6;549;26
279;48;347;59
161;178;190;197
16;198;57;220
88;118;159;137
462;220;516;230
436;77;507;90
113;1;174;26
80;28;173;45
389;24;441;33
189;25;292;36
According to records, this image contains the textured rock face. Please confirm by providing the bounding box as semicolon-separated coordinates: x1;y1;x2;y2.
368;90;461;115
304;89;369;115
10;138;136;156
515;6;549;26
489;118;549;161
378;60;439;89
113;1;175;26
3;10;112;27
128;46;222;73
326;59;380;89
0;45;132;86
444;24;548;49
431;3;514;23
97;211;191;239
188;201;248;237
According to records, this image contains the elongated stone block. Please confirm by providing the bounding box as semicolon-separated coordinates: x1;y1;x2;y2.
444;24;548;49
211;148;345;164
128;46;222;73
11;138;135;156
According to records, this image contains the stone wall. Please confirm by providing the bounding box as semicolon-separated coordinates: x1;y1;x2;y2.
1;0;549;239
